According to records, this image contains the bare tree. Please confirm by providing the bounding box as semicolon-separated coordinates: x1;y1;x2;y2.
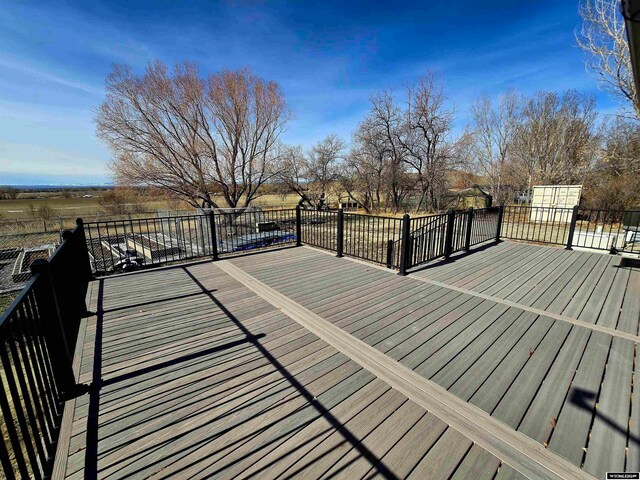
510;91;598;190
577;0;640;119
402;73;458;211
276;135;345;209
341;142;386;213
584;116;640;209
96;61;290;209
470;90;522;204
0;187;19;200
361;90;411;211
349;100;406;212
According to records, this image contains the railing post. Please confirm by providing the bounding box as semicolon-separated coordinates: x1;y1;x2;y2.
336;208;344;257
398;213;411;276
75;218;93;283
495;204;505;242
295;205;302;246
62;229;89;319
565;205;579;250
464;207;474;252
444;209;455;259
30;260;77;397
386;239;394;268
208;210;219;260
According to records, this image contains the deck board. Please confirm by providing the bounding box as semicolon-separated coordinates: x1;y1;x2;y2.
56;241;639;479
229;243;638;477
58;260;509;480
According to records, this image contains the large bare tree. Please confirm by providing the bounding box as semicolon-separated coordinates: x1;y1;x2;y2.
402;73;458;211
585;116;640;209
510;90;598;190
470;90;521;204
342;136;388;213
96;61;290;208
577;0;640;119
367;90;411;211
276;135;345;209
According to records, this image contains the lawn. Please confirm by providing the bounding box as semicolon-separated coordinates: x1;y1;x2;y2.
0;193;301;220
0;291;18;316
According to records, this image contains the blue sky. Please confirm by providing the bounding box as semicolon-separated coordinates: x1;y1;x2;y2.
0;0;623;185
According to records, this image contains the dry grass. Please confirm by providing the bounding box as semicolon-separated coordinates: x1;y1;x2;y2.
0;292;18;316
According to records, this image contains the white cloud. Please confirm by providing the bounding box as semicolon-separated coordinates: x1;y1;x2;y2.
0;58;104;97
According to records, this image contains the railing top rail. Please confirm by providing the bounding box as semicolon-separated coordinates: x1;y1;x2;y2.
505;205;575;209
84;212;210;225
343;211;403;221
410;212;448;220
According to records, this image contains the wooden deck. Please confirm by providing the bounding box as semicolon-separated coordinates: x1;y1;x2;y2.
55;241;640;479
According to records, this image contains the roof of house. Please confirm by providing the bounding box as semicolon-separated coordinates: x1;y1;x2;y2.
623;0;640;101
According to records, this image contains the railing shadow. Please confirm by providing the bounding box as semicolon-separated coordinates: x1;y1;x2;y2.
80;263;399;479
569;387;640;447
407;240;501;275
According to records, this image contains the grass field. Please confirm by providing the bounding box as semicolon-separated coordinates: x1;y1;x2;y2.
0;292;18;315
0;193;301;220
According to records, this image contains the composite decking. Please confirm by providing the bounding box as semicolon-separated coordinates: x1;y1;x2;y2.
55;241;640;479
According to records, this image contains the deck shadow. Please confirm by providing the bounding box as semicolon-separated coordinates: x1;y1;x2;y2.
406;240;501;275
79;264;399;479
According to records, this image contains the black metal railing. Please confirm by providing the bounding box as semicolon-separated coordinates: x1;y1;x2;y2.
213;208;297;256
343;213;403;267
469;207;501;247
406;213;448;269
571;208;640;253
84;214;214;273
81;205;639;279
83;209;299;274
502;206;640;254
502;206;573;246
299;209;339;252
0;220;90;480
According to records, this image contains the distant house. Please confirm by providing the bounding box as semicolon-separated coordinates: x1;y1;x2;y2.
445;184;493;209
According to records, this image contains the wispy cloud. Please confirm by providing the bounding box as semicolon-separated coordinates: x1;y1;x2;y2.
0;0;622;183
0;58;103;97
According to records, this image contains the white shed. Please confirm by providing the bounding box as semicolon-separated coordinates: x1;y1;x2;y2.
530;185;582;223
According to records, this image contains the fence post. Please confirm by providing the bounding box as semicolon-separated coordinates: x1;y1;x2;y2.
208;210;219;260
386;239;394;268
75;218;93;283
295;205;302;246
30;259;77;397
565;205;579;250
464;207;474;252
495;204;505;242
336;209;344;257
398;214;411;276
62;229;89;319
444;209;455;259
